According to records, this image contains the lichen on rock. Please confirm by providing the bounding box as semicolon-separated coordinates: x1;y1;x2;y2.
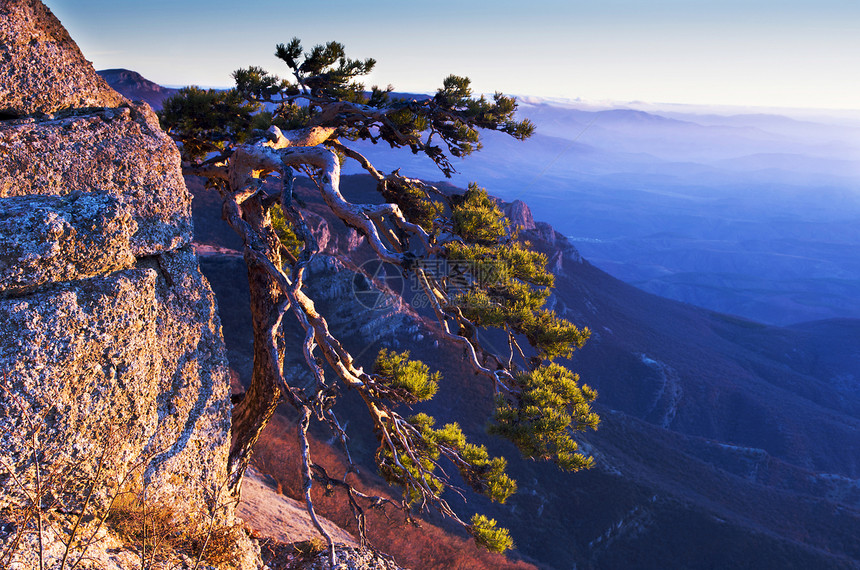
0;192;137;294
0;268;161;510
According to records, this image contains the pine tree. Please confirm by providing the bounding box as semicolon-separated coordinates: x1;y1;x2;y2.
159;39;598;558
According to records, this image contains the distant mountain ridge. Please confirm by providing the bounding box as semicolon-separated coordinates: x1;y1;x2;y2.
97;68;178;110
102;70;860;326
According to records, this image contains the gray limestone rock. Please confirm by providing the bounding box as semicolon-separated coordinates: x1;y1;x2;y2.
0;269;161;511
305;545;406;570
0;253;230;518
137;246;232;513
0;1;259;566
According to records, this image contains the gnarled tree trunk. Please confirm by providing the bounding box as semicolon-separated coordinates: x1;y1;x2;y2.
226;196;285;497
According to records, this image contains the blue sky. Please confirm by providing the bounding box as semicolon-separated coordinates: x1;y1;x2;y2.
44;0;860;110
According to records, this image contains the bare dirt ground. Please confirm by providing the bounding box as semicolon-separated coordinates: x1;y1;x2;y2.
238;468;357;547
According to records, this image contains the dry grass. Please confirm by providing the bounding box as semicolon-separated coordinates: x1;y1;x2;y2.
106;493;242;566
0;372;246;569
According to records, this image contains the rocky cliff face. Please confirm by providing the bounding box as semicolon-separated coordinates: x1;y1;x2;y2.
0;2;258;567
504;200;536;231
0;0;126;116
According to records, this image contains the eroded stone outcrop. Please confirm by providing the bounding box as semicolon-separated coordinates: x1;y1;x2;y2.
0;1;258;567
0;268;161;509
505;199;536;231
137;246;232;510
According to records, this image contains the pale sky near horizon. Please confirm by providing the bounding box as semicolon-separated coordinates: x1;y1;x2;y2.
43;0;860;111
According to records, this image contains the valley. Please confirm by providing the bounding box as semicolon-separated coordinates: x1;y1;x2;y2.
346;100;860;325
192;175;860;569
100;69;860;567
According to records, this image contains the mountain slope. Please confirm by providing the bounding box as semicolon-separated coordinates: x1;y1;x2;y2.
97;68;178;110
189;174;860;569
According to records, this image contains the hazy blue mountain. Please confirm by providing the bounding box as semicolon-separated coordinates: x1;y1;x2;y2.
100;69;860;325
344;99;860;325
